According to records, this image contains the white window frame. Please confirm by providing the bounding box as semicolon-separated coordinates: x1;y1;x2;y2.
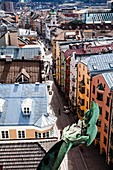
1;130;9;139
18;130;26;139
24;107;30;114
35;132;41;138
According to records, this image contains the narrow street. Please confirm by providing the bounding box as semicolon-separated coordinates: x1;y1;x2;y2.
42;40;109;170
46;70;109;170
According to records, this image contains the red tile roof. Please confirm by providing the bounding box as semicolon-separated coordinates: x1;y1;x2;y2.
64;43;113;57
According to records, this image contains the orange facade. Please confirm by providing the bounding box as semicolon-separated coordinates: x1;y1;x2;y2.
77;62;90;119
91;74;111;158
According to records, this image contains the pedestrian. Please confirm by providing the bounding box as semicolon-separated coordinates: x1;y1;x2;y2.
58;108;61;115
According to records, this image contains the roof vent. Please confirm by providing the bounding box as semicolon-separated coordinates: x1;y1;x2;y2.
15;82;19;85
35;82;40;85
6;56;12;62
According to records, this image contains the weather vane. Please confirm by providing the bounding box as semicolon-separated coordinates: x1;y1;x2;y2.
37;101;99;170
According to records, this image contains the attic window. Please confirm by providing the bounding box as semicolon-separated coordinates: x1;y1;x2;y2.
92;65;97;70
21;98;33;115
109;63;113;68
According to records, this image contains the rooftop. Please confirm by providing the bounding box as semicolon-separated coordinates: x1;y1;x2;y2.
102;71;113;89
0;46;41;60
81;53;113;74
0;84;57;128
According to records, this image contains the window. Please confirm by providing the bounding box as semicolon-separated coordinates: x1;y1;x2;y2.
99;106;102;114
21;98;32;115
72;78;75;82
104;124;108;133
97;92;103;101
83;65;85;70
106;97;110;107
92;98;95;101
79;72;81;77
50;128;54;136
79;98;85;106
43;132;49;138
43;133;45;138
86;101;88;109
24;107;30;114
104;136;107;145
72;96;75;100
105;111;109;121
1;131;9;139
79;86;85;94
18;131;25;139
97;79;99;83
97;83;104;91
86;89;89;97
92;85;95;94
79;110;84;117
96;132;100;140
110;147;113;157
97;119;101;127
83;75;85;81
45;132;49;138
72;86;75;92
35;132;41;138
87;78;89;84
17;76;29;83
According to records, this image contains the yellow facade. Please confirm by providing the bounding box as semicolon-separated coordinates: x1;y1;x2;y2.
9;129;16;139
51;39;56;61
77;62;90;119
26;129;35;138
1;127;53;140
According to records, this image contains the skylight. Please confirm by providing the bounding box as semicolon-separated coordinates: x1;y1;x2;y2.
92;65;97;70
109;63;113;68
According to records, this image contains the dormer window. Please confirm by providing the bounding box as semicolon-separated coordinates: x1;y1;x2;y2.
21;98;33;115
16;68;30;83
0;98;5;114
